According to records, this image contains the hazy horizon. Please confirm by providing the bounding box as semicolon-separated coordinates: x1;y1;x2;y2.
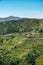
0;16;43;19
0;0;43;18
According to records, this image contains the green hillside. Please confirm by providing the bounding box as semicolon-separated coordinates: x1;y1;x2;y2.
0;19;43;35
0;19;43;65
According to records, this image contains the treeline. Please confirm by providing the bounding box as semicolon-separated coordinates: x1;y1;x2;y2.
0;19;43;34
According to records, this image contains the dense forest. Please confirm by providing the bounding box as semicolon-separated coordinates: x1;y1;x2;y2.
0;18;43;34
0;18;43;65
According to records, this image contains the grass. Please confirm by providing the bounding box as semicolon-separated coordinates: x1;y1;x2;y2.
0;32;43;65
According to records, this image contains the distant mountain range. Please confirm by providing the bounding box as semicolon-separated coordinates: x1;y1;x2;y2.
0;16;21;22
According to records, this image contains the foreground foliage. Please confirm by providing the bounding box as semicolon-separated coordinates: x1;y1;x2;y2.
0;32;43;65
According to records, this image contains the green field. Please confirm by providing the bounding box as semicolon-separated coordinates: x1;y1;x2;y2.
0;32;43;65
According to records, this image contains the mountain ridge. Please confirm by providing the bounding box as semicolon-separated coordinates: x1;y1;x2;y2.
0;16;21;22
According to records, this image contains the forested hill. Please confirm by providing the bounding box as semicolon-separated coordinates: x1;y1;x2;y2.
0;18;43;35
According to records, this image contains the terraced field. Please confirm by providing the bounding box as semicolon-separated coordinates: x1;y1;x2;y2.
0;33;43;65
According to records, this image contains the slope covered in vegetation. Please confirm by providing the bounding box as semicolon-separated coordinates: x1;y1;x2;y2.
0;19;43;65
0;18;43;35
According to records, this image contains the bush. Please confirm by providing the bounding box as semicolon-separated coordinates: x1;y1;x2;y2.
35;55;43;65
10;57;20;65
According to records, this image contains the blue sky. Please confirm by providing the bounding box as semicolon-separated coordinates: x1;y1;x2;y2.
0;0;43;18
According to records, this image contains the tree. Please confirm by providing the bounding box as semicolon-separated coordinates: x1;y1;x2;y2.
35;55;43;65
